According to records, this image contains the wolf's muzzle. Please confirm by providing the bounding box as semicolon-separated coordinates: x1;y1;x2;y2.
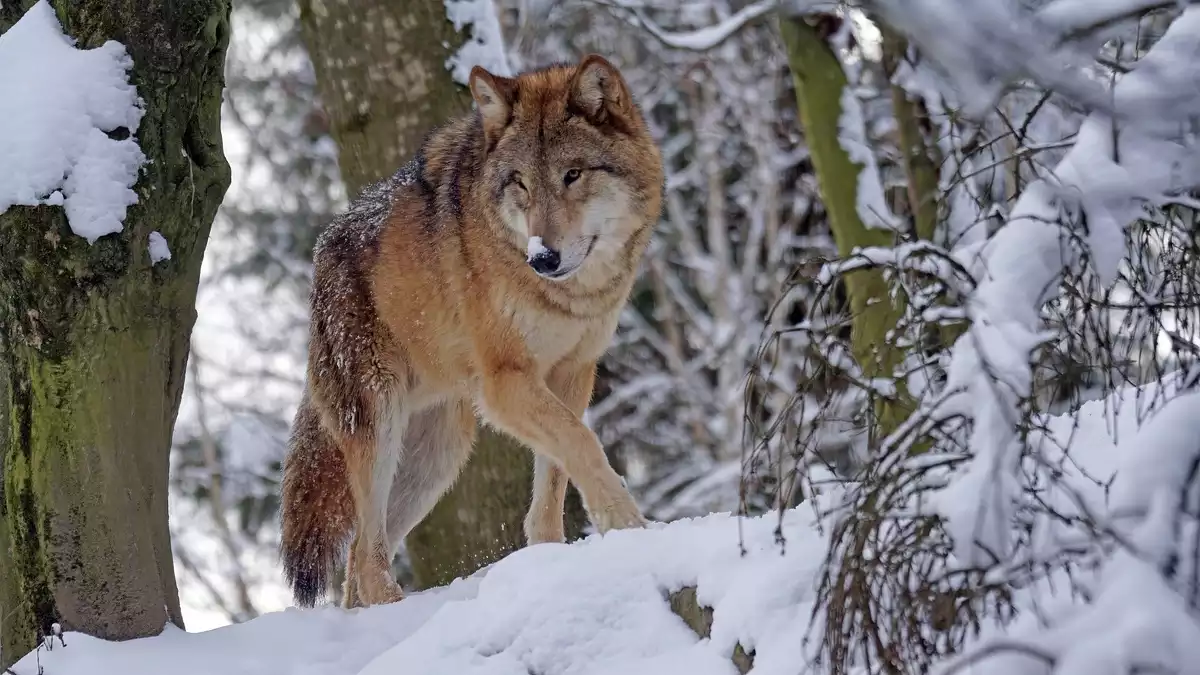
529;247;562;275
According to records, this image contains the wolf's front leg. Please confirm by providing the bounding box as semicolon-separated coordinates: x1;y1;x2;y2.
525;455;569;544
480;362;646;537
524;359;598;544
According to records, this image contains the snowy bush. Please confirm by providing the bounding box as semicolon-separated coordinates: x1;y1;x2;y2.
740;2;1200;673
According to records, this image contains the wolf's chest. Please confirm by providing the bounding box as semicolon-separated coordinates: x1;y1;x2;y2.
513;310;589;367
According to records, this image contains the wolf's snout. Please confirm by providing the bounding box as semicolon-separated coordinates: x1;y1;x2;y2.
528;247;561;275
527;235;562;275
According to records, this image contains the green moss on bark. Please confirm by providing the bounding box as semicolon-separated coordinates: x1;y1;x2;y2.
779;16;914;443
0;0;231;667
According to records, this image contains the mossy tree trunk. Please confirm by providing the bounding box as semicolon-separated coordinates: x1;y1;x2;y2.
880;28;941;244
779;16;913;444
297;0;586;592
781;15;952;451
878;24;965;357
0;0;231;667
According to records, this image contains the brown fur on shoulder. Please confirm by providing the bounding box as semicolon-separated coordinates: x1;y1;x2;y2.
279;54;663;608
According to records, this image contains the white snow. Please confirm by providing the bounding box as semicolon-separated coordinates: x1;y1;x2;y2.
526;235;548;261
837;87;901;232
149;231;172;263
0;0;145;243
11;507;830;675
445;0;512;83
1036;0;1168;35
942;376;1200;675
11;580;482;675
872;0;1108;116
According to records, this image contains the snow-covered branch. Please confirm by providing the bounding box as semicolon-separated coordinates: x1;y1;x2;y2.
935;6;1200;568
629;0;779;51
446;0;512;82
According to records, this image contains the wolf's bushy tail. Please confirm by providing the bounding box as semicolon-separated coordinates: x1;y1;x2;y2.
280;397;354;607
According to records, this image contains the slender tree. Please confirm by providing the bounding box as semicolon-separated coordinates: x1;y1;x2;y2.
779;15;914;442
0;0;231;665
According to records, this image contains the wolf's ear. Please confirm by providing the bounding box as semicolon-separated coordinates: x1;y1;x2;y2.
569;54;633;128
469;66;516;148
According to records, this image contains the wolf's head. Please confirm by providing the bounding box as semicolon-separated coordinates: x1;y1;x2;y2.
468;55;663;282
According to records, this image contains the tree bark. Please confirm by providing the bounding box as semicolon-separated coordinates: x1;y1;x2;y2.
297;0;586;592
880;28;941;244
297;0;474;184
778;16;913;443
0;0;231;667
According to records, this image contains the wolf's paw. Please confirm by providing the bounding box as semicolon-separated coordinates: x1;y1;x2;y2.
591;499;648;533
377;582;405;605
360;578;405;607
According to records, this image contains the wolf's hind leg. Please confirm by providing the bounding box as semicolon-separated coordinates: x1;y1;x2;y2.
345;395;407;607
384;398;477;556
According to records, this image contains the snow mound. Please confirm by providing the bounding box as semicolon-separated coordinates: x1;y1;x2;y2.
12;508;827;675
9;580;481;675
0;0;145;243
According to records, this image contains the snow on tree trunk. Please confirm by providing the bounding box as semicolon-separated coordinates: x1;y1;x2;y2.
296;0;586;592
0;0;231;666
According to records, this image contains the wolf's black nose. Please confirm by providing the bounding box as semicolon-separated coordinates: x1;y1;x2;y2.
529;248;561;275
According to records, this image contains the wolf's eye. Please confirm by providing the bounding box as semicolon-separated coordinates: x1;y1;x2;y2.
563;168;582;186
510;172;527;192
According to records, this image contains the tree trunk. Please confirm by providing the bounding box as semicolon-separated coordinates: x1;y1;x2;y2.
878;25;965;355
778;16;912;444
297;0;473;185
880;28;941;244
0;0;231;666
297;0;586;592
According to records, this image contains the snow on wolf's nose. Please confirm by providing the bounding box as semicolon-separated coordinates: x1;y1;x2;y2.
527;236;561;275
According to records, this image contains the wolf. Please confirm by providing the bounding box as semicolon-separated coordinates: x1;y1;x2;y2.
279;54;664;609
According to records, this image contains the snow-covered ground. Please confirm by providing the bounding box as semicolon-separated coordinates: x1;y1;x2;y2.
15;374;1197;675
6;1;1200;672
12;506;828;675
